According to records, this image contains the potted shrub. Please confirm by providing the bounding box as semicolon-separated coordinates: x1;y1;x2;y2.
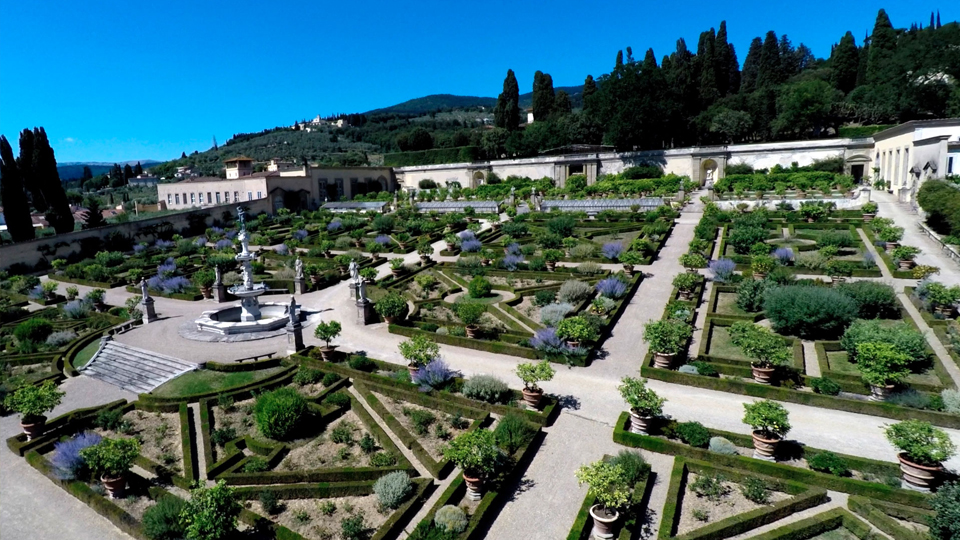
305;264;323;286
750;255;776;280
912;265;940;281
455;301;486;338
742;400;790;461
556;316;599;348
389;257;405;276
359;267;378;284
515;359;555;409
926;282;960;317
398;334;440;376
365;241;382;261
3;380;65;440
375;292;407;324
395;233;411;250
877;225;904;251
618;376;665;434
619;251;643;276
319;240;334;258
643;319;692;369
799;202;826;222
543;249;564;272
444;234;458;252
861;202;878;222
679;253;707;273
41;281;59;302
891;245;921;270
87;289;107;311
65;285;79;301
313;320;342;361
728;321;791;384
80;437;141;498
417;241;434;265
194;269;216;299
824;260;855;284
350;229;365;247
442;430;504;499
672;272;699;301
884;420;957;491
480;248;496;266
575;460;631;538
855;341;911;401
334;255;351;276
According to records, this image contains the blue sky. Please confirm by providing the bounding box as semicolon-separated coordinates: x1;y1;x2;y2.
0;0;953;163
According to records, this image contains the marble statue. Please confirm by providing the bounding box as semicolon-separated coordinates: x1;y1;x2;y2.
348;260;359;283
214;266;222;285
140;278;149;299
288;296;299;325
295;257;304;280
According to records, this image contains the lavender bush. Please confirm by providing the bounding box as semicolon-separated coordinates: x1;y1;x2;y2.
133;243;147;254
861;252;876;269
601;242;625;260
773;247;794;265
51;432;102;480
215;239;233;250
155;239;175;250
157;258;177;278
458;230;477;242
374;234;392;246
225;230;237;240
596;277;628;299
28;285;44;300
327;220;343;232
461;239;482;252
46;330;78;347
503;254;524;271
209;226;224;235
194;236;208;246
505;243;522;256
529;327;571;355
540;302;574;326
275;244;290;256
292;229;309;241
709;258;736;283
412;359;458;392
149;275;191;294
63;300;91;319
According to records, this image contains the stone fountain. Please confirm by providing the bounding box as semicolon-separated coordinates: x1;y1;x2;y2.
230;208;268;322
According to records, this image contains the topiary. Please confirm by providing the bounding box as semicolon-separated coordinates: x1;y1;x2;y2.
143;495;188;540
708;436;739;455
462;375;510;404
676;422;712;448
254;387;307;440
434;505;468;534
810;377;842;396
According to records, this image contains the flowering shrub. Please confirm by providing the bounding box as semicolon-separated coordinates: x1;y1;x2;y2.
46;330;78;347
461;239;482;252
63;300;91;319
505;243;522;256
194;236;208;246
327;220;342;232
374;234;392;246
51;431;102;480
28;285;44;300
503;254;524;271
133;243;147;254
529;327;570;355
773;247;794;264
157;258;177;278
149;276;191;294
709;258;736;282
596;278;628;299
601;242;624;260
411;359;458;392
458;230;476;242
225;230;237;240
292;229;308;241
215;239;233;250
540;302;574;326
155;239;175;250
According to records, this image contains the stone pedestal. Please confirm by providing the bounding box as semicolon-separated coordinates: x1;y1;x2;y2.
239;296;261;322
142;296;158;323
356;299;377;325
286;322;304;355
212;283;228;303
294;278;308;295
348;282;357;300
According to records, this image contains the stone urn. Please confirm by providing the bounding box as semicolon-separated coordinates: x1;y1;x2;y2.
628;410;653;435
751;431;780;461
20;416;46;441
622;264;634;276
885;242;899;252
319;346;338;362
521;387;543;409
391;268;403;277
870;384;895;401
101;475;127;499
463;472;485;501
863;213;876;222
546;261;556;272
898;454;942;492
751;364;776;385
897;259;915;270
589;505;620;539
200;286;213;299
652;352;675;369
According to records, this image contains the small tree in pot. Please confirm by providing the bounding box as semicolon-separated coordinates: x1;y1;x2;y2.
444;234;459;252
728;321;791;384
556;316;598;348
825;259;855;285
877;225;904;251
750;255;777;280
365;241;383;261
455;301;486;338
575;460;631;538
672;272;699;301
194;269;216;299
80;437;141;498
398;334;440;376
318;240;334;258
359;267;378;283
374;292;407;324
417;241;434;265
643;319;692;369
5;380;65;440
618;376;665;434
86;288;107;311
443;430;504;500
334;255;351;276
925;282;960;317
313;320;342;361
891;245;921;270
679;253;707;273
856;341;911;401
305;264;323;286
543;249;564;272
885;420;957;492
742;400;790;461
515;359;555;409
861;202;878;222
389;257;406;276
619;250;643;275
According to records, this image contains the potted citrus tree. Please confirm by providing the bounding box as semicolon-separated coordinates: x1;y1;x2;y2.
80;437;141;498
643;319;692;369
891;245;921;270
398;334;440;376
455;301;486;338
556;316;598;348
751;255;776;280
4;380;65;440
543;249;564;272
861;201;878;222
417;241;434;265
374;292;407;324
443;430;504;500
855;341;911;401
515;359;555;409
884;420;957;491
825;259;855;284
679;253;707;273
389;257;405;277
728;321;791;384
575;460;631;538
334;255;351;277
672;272;699;301
619;250;643;276
618;376;665;434
313;320;342;361
742;400;790;461
194;269;216;299
926;282;960;317
877;225;904;251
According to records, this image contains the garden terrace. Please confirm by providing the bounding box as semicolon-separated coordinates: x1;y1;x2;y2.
415;200;500;213
320;201;389;212
713;171;857;198
540;197;665;214
861;223;917;279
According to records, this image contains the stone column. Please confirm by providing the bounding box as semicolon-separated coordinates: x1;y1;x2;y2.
212;283;228;303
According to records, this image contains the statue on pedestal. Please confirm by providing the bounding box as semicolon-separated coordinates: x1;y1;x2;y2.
295;257;304;280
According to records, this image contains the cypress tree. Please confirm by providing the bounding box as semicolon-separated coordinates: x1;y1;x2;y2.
866;9;897;86
937;11;941;29
81;165;93;181
778;34;797;80
740;37;763;93
123;163;134;180
830;31;860;94
82;197;106;229
532;71;555;121
715;21;732;96
582;75;598;113
756;31;782;89
726;43;741;96
697;28;720;107
494;69;520;131
553;91;572;115
615;50;624;70
0;135;34;242
134;162;143;175
856;36;870;87
32;127;74;234
17;128;46;212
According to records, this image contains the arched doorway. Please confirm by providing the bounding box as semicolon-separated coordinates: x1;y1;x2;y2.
473;171;485;187
701;159;719;187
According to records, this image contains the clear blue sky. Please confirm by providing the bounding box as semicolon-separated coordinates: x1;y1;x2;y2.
0;0;953;163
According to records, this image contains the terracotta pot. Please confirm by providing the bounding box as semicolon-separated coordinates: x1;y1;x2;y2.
898;453;942;492
566;340;581;349
20;416;46;440
751;431;780;461
324;251;332;258
589;505;620;539
885;242;899;252
463;472;485;501
465;325;480;339
678;289;693;301
870;384;895;401
546;261;556;272
338;265;348;276
309;275;321;285
391;268;403;277
383;316;397;325
420;255;430;263
897;259;915;270
407;364;420;378
446;243;456;252
371;253;380;261
807;218;815;223
863;213;875;222
200;286;213;299
622;264;634;276
751;364;776;385
753;272;767;281
481;259;491;266
101;475;127;499
521;388;543;409
652;352;675;369
319;346;338;362
935;305;955;318
629;410;653;435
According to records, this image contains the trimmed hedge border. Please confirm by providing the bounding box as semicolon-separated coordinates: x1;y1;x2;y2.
205;357;282;371
138;362;297;408
847;495;934;540
746;507;881;540
179;402;198;482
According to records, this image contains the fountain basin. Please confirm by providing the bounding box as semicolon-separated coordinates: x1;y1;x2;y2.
195;302;297;335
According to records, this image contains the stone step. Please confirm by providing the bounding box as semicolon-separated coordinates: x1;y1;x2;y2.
81;340;196;393
101;342;195;371
81;367;155;394
88;354;181;385
95;350;194;380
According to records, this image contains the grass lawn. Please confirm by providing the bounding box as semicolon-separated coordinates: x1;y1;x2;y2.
454;293;504;305
809;528;860;540
706;326;751;362
826;350;942;387
72;339;102;369
150;366;287;398
713;292;750;317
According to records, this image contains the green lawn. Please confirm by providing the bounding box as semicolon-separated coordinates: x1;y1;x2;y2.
72;339;102;369
455;293;504;305
809;527;859;540
150;366;287;398
826;350;941;387
706;326;751;361
713;292;750;317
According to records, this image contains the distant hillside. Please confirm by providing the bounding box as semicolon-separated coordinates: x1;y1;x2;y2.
58;160;161;180
366;85;584;115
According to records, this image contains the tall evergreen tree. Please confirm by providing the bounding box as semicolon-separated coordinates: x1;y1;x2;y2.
697;28;720;107
756;31;782;88
17;128;46;212
32;127;74;234
123;163;134;180
715;21;733;96
582;75;598;113
82;197;106;229
856;36;870;87
553;91;572;115
532;71;555;121
866;9;897;86
830;32;860;94
0;135;34;242
936;11;941;29
494;69;520;131
666;38;699;146
134;162;143;175
81;165;93;181
726;43;741;96
778;34;798;79
740;37;763;93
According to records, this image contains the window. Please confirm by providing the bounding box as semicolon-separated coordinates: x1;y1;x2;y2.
167;194;172;204
248;192;253;201
224;191;228;202
175;194;180;204
257;191;263;199
949;157;954;175
182;193;187;204
207;192;212;203
199;192;204;204
234;191;239;202
190;193;196;204
216;192;221;204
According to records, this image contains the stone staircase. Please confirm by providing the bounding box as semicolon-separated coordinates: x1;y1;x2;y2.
80;338;198;393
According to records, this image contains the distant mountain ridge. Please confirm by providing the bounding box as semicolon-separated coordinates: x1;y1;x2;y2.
57;160;161;180
365;85;584;115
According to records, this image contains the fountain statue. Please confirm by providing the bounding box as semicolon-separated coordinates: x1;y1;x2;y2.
229;207;268;322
